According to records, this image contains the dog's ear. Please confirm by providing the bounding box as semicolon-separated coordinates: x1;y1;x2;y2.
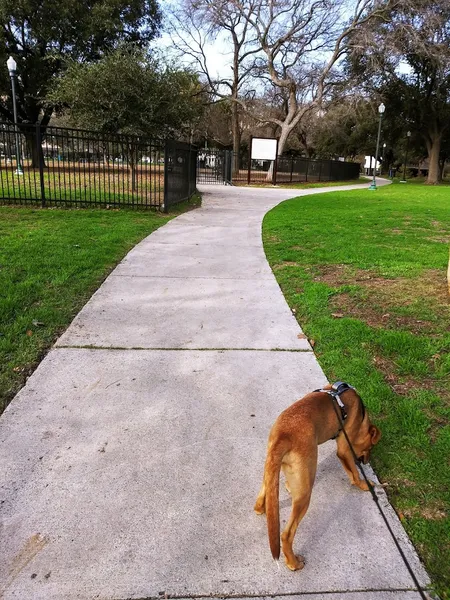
369;425;381;445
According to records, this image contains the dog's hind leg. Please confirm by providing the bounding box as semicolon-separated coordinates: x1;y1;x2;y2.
280;450;317;571
281;463;291;494
254;481;266;514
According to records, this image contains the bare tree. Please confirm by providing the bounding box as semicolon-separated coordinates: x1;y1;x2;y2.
168;0;260;167
230;0;401;158
169;0;399;182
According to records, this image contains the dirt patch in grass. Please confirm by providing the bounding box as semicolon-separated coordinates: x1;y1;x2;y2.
315;267;449;332
402;503;448;521
316;265;447;298
272;261;301;270
314;266;450;409
371;353;448;400
426;236;450;244
331;291;440;334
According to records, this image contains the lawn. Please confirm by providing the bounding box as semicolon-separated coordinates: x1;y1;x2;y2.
0;198;199;414
263;183;450;598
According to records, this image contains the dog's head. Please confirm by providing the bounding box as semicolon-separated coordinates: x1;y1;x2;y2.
354;422;382;464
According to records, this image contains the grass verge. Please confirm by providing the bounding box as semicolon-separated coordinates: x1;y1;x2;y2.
236;177;369;188
0;194;200;414
263;183;450;598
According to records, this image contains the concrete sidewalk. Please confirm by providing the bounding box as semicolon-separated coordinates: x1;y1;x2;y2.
0;180;429;600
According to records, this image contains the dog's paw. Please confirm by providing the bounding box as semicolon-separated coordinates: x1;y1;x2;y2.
286;555;305;571
354;479;374;491
254;500;265;515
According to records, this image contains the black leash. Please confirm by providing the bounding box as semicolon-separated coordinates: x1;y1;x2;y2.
327;388;430;600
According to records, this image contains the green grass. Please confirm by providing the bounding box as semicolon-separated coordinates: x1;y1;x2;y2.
237;177;368;189
0;195;200;414
389;176;450;186
277;176;370;188
263;184;450;598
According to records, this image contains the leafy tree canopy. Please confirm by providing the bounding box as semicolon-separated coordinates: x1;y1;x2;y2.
347;0;450;183
0;0;162;126
50;45;205;138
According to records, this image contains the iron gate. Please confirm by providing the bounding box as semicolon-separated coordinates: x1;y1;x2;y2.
196;149;232;184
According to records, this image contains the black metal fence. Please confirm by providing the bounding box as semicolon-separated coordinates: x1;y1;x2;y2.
196;150;360;185
0;122;197;210
235;154;361;184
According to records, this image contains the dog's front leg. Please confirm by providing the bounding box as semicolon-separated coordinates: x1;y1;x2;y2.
336;441;369;491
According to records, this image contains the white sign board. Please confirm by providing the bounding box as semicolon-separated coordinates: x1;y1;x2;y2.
251;138;278;161
364;155;380;170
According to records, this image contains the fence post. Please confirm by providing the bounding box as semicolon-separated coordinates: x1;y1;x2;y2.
191;145;197;195
305;158;309;182
225;150;232;184
247;136;252;185
163;140;169;213
36;123;46;207
318;160;323;182
290;155;294;182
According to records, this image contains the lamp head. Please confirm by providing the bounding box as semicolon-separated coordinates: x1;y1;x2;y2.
378;103;385;114
7;56;17;74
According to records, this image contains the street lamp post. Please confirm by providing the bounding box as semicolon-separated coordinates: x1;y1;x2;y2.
6;56;23;175
369;103;385;191
400;131;411;183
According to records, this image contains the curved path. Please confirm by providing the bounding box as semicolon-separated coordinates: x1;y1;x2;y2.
0;180;428;599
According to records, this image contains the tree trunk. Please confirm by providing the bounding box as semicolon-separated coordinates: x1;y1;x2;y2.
129;142;138;193
265;125;291;182
231;102;241;175
426;133;442;185
24;131;45;169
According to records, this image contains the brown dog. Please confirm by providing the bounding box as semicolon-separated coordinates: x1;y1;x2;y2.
254;382;381;571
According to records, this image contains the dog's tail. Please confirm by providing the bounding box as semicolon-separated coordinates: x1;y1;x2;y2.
265;439;289;560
